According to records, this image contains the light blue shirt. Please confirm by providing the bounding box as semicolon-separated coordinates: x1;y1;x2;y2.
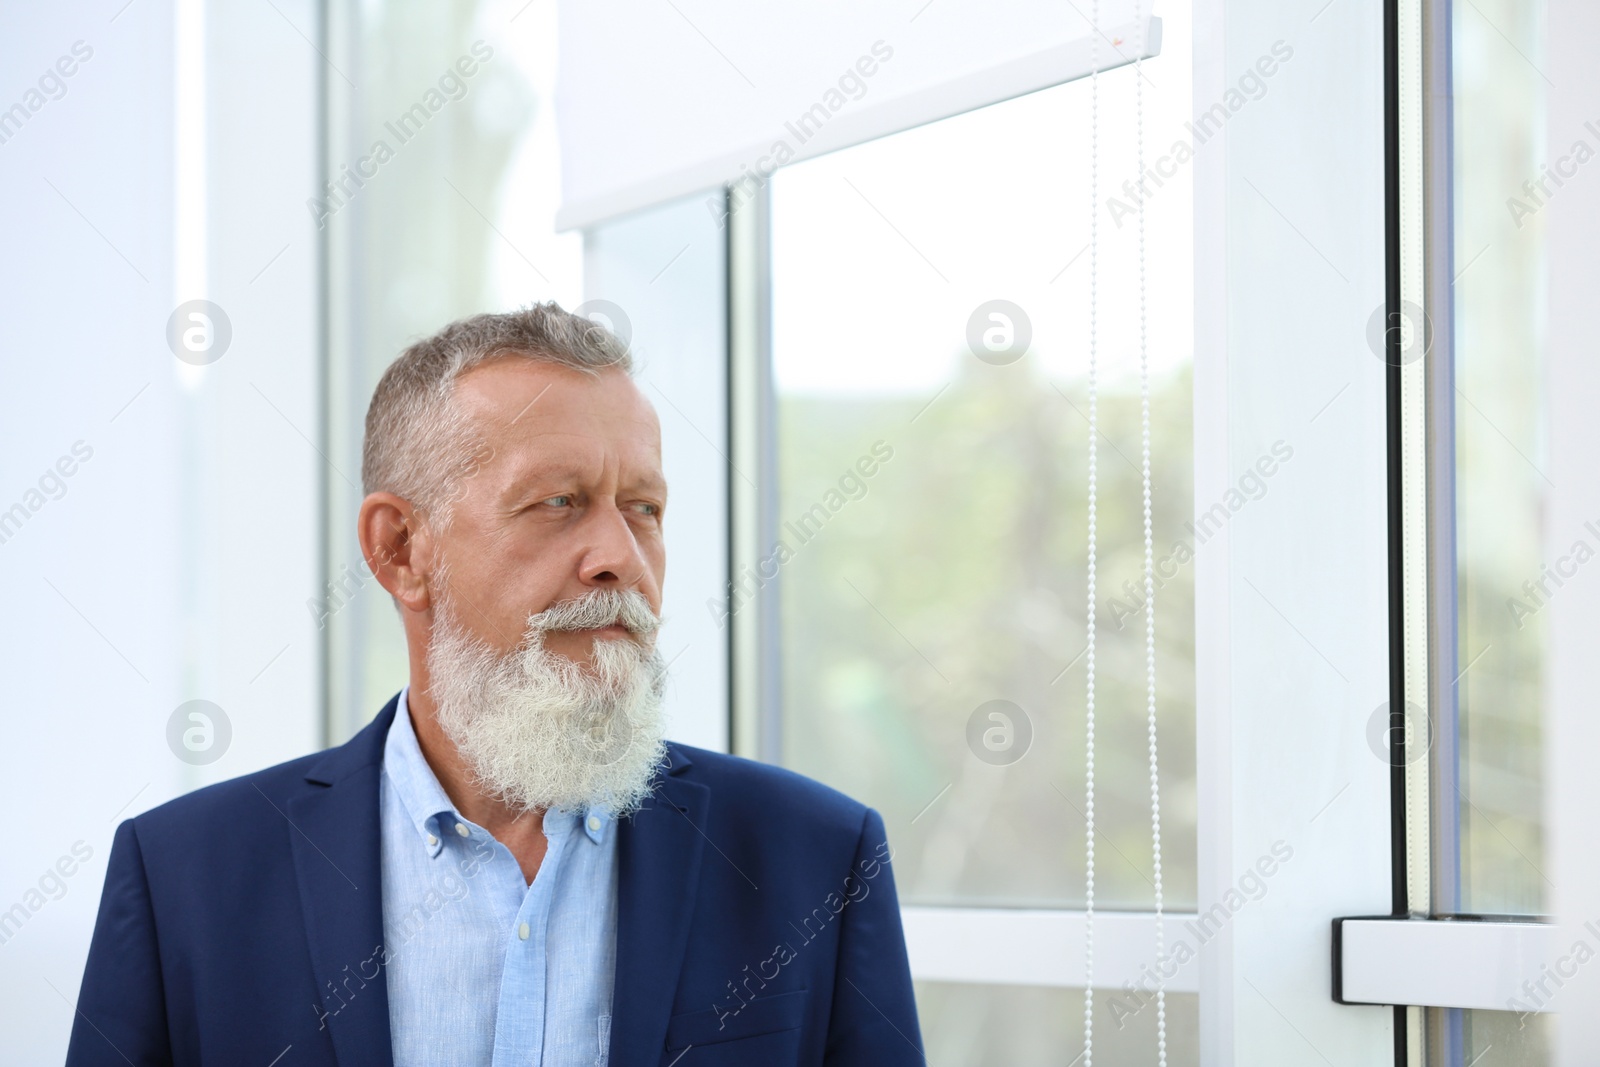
379;686;618;1067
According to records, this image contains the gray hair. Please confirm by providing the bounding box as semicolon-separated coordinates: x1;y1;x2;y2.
361;302;634;525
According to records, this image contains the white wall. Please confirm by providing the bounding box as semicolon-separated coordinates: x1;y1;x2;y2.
0;2;321;1062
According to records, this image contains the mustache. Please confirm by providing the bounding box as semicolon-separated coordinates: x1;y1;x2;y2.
529;588;660;636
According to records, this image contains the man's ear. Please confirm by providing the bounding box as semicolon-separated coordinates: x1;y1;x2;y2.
357;492;436;613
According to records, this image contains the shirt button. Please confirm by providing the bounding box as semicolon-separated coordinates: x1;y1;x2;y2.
518;922;530;941
455;822;469;837
426;833;438;846
587;815;601;833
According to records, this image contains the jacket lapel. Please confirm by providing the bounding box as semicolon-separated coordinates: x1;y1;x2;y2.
609;746;710;1065
286;696;398;1067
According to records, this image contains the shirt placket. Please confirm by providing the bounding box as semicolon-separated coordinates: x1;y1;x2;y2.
490;812;576;1067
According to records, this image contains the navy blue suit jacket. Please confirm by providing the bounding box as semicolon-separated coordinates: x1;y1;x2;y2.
66;695;923;1066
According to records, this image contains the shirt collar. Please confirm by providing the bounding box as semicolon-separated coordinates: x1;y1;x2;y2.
384;686;611;856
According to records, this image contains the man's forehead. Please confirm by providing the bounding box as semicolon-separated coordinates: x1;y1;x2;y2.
453;358;662;481
456;357;659;435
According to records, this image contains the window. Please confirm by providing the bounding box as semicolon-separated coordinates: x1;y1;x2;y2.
755;5;1197;1061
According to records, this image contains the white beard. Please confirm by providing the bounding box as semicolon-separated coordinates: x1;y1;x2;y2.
425;587;669;817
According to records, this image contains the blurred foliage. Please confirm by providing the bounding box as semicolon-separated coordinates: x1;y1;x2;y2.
776;355;1196;909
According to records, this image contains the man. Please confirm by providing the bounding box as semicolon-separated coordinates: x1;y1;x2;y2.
67;304;922;1066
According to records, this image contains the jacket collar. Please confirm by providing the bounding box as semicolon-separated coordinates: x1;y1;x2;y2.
291;691;703;1067
302;692;399;788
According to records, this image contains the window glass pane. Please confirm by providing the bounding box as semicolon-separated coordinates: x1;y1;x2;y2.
1452;0;1547;919
914;982;1197;1066
770;6;1195;909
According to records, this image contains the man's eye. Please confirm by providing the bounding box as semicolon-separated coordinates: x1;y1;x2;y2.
543;495;573;507
635;502;660;517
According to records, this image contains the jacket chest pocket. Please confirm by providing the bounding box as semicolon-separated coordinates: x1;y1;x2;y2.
662;988;809;1066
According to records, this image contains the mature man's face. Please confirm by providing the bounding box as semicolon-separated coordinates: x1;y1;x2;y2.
433;358;667;662
414;356;670;815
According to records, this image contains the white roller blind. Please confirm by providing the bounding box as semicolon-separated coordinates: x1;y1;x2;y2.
555;0;1160;230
